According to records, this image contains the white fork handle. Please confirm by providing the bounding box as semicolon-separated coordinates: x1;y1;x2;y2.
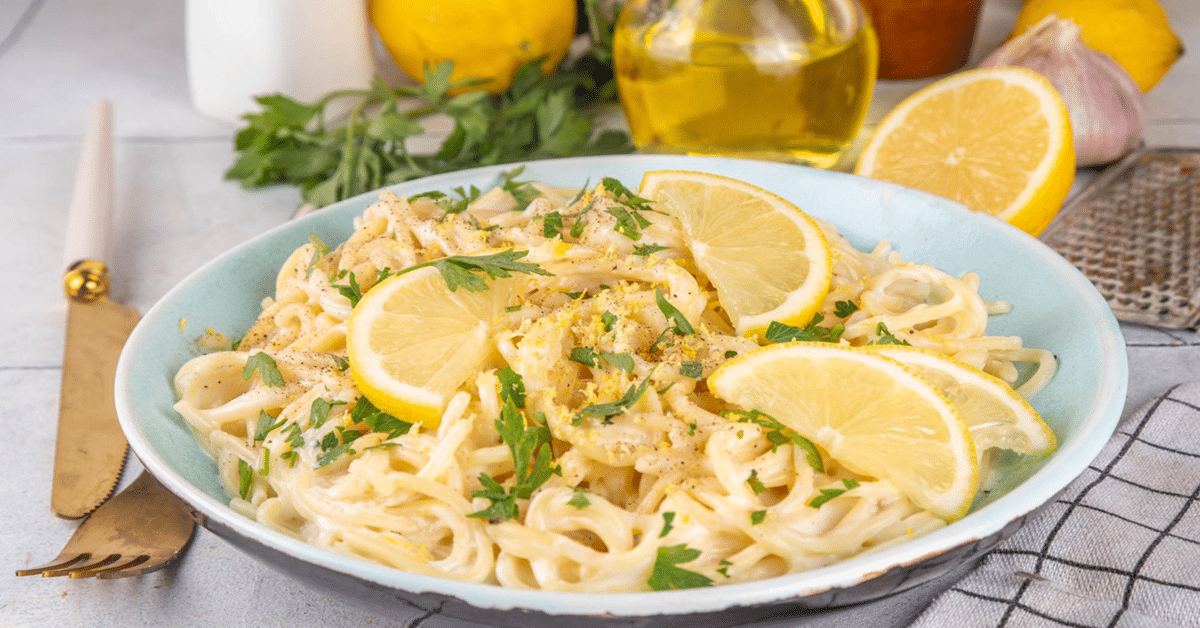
62;99;113;271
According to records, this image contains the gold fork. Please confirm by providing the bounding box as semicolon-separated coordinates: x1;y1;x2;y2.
17;471;196;579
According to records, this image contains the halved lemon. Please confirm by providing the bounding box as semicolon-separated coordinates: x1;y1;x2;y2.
708;343;977;521
639;170;832;339
865;345;1056;456
346;266;516;429
854;66;1075;237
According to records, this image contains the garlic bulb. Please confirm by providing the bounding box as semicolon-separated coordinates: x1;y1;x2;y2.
980;15;1146;167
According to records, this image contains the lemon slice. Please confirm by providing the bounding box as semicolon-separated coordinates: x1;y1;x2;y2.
854;66;1075;237
346;266;516;429
639;170;832;339
864;345;1056;456
709;343;977;521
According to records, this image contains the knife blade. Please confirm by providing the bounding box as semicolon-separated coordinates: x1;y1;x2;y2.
52;99;139;520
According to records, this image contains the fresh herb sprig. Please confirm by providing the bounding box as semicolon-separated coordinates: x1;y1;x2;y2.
400;250;552;293
226;35;632;208
469;368;561;521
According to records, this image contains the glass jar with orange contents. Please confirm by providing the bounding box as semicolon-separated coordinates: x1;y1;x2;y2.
613;0;878;169
858;0;983;79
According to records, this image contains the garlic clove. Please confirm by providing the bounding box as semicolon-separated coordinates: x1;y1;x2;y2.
980;15;1146;168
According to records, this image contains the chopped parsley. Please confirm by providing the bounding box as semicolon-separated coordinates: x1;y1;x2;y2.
242;352;285;387
633;243;670;256
567;488;591;509
306;235;330;277
809;478;861;508
655;288;695;335
350;396;412;439
679;361;703;379
600;311;617;332
542;211;564;237
331;270;363;306
253;410;286;441
870;322;911;346
572;372;654;425
834;300;859;318
764;314;844;344
237;459;253;499
500;166;540;212
746;469;768;495
469;368;560;521
600;177;654;212
308;398;346;430
647;545;713;591
750;510;767;525
722;409;824;472
659;511;675;537
398;249;552;293
569;347;634;372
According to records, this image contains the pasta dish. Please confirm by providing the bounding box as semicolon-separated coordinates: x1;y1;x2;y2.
174;171;1055;592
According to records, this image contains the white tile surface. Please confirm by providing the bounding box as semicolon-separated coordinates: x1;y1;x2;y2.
2;0;1198;627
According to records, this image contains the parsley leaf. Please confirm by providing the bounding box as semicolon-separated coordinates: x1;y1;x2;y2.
647;545;713;591
543;211;564;238
254;410;286;441
746;469;768;494
469;369;560;521
350;396;413;439
606;205;651;240
655;288;695;335
242;352;285;387
332;270;363;306
600;176;654;211
679;361;703;379
722;409;824;472
809;478;861;508
660;511;676;537
306;235;330;277
573;372;654;425
870;322;911;346
600;311;618;332
750;510;767;525
500;165;541;212
763;314;844;344
567;488;591;509
399;250;552;293
633;243;670;256
308;398;346;430
238;459;253;499
834;300;859;318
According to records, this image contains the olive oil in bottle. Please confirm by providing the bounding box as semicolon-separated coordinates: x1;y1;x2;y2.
614;0;878;169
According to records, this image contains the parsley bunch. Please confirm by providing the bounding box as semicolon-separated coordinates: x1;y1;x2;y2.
225;2;632;208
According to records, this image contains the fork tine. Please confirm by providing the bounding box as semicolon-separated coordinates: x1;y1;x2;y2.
43;554;121;578
18;471;196;582
73;555;151;579
14;553;90;577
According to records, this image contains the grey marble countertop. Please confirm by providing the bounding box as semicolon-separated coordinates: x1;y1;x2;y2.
3;1;1198;627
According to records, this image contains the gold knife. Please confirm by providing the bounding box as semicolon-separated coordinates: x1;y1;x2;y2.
52;99;139;519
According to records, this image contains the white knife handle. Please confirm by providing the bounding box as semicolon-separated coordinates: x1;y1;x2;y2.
62;99;113;273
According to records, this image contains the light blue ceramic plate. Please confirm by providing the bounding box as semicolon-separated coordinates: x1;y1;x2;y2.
115;155;1127;626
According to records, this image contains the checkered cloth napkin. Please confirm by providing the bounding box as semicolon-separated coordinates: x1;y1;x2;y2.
911;383;1200;628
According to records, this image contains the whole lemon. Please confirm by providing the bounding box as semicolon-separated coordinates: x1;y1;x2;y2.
1011;0;1184;91
368;0;577;94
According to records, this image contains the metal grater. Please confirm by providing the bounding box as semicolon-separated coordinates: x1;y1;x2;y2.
1040;147;1200;329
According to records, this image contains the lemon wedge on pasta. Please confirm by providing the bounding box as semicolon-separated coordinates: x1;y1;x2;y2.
709;342;978;521
864;345;1056;457
639;170;832;340
346;266;516;429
